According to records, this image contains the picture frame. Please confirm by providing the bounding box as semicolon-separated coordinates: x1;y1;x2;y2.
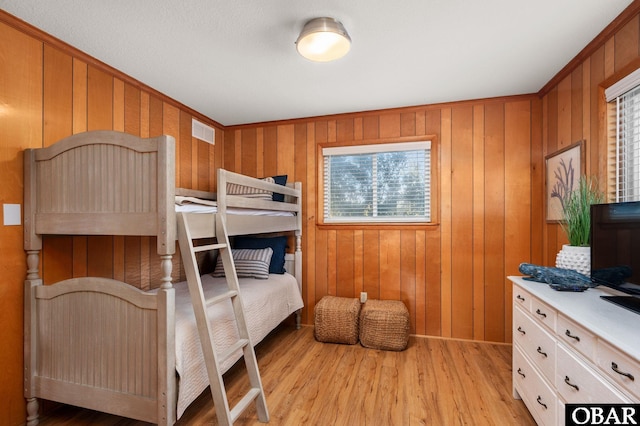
545;140;585;222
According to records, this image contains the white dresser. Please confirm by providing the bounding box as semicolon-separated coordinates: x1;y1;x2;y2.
509;276;640;425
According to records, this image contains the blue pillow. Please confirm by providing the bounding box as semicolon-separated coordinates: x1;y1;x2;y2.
270;175;287;202
233;235;288;274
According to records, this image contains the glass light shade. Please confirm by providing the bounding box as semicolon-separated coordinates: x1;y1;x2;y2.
296;17;351;62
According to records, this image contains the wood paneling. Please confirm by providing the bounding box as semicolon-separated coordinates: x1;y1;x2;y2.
0;19;43;426
472;105;486;340
450;106;474;339
327;229;337;295
504;100;533;343
0;13;223;422
334;231;352;297
179;110;192;188
73;59;88;134
530;98;544;267
540;2;640;274
439;108;453;337
483;102;506;342
614;15;640;70
44;45;73;145
227;96;539;343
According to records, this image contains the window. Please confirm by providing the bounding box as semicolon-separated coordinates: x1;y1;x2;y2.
322;141;431;223
606;69;640;202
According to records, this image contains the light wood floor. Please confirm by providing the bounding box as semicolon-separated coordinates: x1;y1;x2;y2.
37;324;535;425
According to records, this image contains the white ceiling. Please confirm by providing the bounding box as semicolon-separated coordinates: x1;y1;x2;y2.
0;0;634;126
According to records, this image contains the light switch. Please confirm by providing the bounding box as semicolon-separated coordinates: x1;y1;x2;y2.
3;204;21;226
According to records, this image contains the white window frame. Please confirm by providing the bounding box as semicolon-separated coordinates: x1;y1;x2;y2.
606;69;640;202
321;140;432;224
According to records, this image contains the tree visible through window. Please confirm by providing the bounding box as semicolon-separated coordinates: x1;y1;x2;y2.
323;141;431;223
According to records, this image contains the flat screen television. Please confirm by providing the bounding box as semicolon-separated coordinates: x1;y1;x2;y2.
590;201;640;314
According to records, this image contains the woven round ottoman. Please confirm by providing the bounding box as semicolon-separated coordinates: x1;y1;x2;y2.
314;296;361;345
359;299;410;351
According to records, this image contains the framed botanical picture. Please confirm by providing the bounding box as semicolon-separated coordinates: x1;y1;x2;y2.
545;140;585;222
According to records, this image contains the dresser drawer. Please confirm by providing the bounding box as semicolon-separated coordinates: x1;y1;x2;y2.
514;346;557;426
530;297;557;332
556;343;630;404
514;286;532;312
557;313;596;362
597;340;640;400
514;306;556;380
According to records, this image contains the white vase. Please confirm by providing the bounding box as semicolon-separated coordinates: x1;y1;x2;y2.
555;244;591;276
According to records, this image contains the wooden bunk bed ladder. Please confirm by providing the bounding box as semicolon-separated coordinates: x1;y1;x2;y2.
176;212;269;426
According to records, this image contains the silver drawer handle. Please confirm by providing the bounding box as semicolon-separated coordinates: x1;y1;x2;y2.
517;326;526;335
536;346;548;358
516;295;525;302
565;329;580;342
564;376;580;391
535;308;547;318
517;368;525;378
536;396;547;410
611;362;635;381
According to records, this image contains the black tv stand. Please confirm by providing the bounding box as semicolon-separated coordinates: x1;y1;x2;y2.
600;295;640;315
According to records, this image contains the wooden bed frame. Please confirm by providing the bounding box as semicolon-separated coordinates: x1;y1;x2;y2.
23;130;302;425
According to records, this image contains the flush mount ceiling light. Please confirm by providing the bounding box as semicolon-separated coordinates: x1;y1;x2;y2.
296;17;351;62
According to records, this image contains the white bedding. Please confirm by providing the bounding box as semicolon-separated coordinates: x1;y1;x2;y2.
175;203;294;216
173;272;303;419
175;196;294;216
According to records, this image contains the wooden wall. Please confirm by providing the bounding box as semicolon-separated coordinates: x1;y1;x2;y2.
224;97;544;342
540;3;640;265
0;11;223;424
2;1;639;423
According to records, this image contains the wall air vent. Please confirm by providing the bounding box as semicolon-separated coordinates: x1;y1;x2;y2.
192;119;215;144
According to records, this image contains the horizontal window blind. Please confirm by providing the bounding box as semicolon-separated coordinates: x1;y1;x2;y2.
322;141;431;223
614;86;640;202
607;101;618;201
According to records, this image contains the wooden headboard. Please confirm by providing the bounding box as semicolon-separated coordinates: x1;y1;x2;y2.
23;131;176;256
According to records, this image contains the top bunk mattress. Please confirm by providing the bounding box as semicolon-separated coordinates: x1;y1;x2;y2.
175;196;294;216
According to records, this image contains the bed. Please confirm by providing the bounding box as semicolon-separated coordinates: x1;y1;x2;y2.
23;130;303;425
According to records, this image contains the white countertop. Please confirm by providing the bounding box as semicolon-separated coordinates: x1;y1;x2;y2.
509;276;640;360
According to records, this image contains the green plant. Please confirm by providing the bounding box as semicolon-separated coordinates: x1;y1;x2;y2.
560;176;605;246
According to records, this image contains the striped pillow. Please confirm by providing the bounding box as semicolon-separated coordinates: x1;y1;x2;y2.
212;247;273;279
226;177;274;200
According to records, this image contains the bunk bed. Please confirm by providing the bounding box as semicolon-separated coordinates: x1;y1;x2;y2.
23;130;303;425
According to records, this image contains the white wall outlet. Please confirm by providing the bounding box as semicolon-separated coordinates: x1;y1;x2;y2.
360;291;367;303
3;204;21;226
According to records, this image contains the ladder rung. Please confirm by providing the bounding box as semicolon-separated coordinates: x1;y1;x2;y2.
219;338;250;364
230;387;261;423
193;242;227;253
205;290;238;308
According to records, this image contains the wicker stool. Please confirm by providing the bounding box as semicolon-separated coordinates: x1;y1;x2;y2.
359;299;410;351
314;296;361;345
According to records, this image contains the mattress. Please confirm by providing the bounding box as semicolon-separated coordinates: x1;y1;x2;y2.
173;272;303;418
175;196;295;216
